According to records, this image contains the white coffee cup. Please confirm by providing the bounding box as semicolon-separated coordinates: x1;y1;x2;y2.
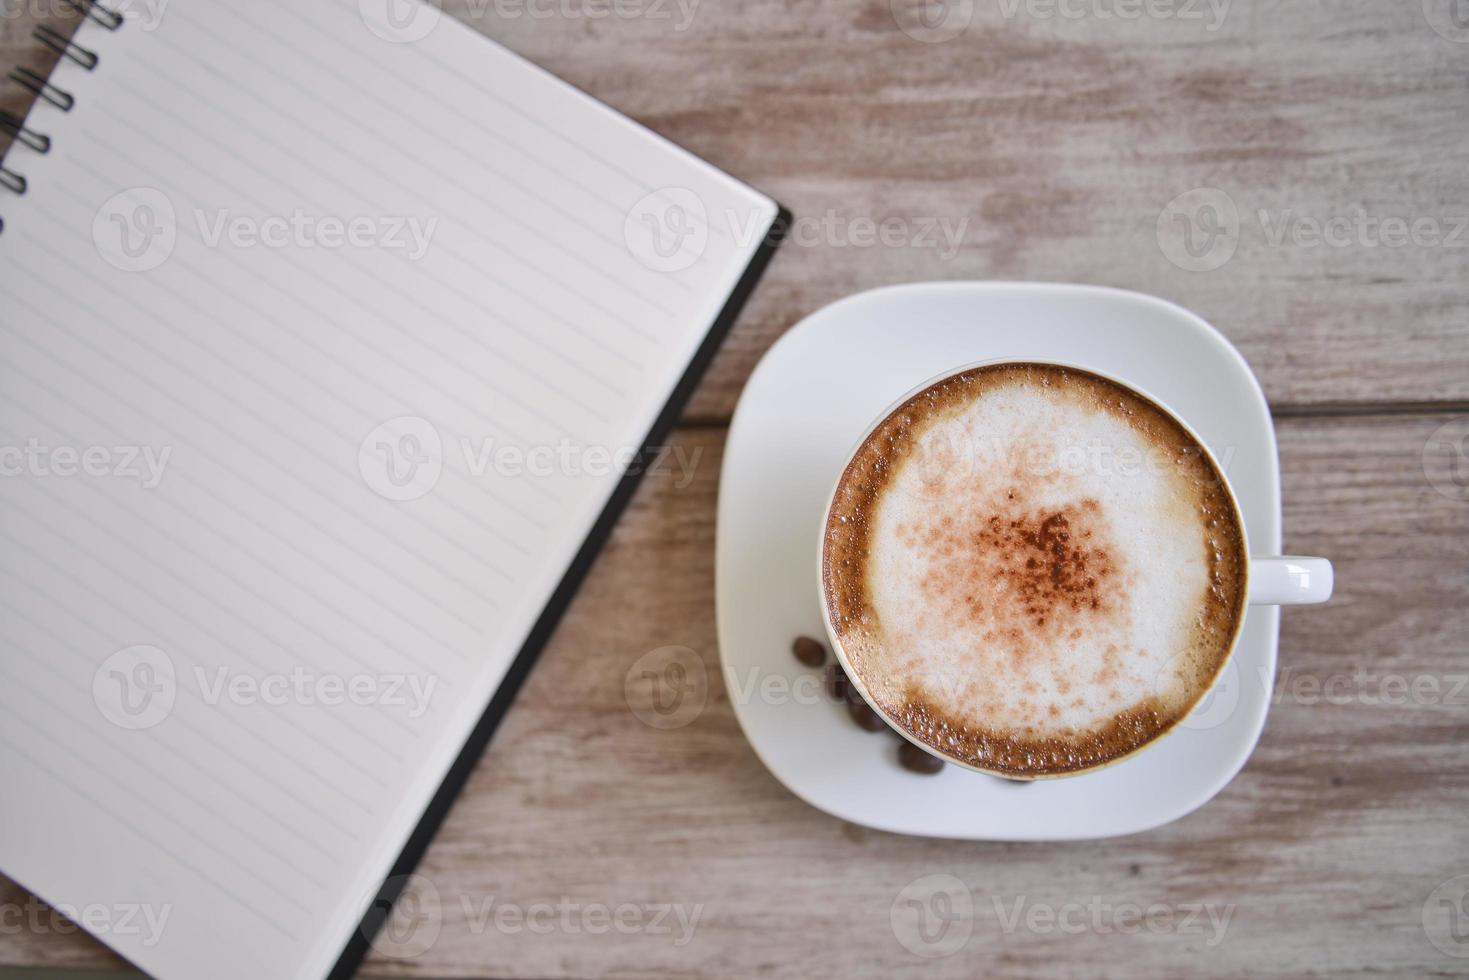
818;358;1332;779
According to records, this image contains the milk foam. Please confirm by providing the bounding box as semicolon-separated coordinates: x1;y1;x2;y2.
825;366;1244;772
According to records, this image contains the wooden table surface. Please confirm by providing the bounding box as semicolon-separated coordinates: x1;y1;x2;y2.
2;2;1467;978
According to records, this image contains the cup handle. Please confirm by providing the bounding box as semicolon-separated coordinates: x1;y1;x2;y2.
1248;556;1334;605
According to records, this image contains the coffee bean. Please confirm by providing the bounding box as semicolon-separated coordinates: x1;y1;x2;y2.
791;636;827;667
825;661;850;702
898;740;945;775
847;696;889;733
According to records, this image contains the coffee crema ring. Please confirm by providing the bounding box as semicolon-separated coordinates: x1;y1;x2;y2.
822;362;1247;778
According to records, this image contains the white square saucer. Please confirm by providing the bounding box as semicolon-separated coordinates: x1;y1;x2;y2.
714;282;1282;840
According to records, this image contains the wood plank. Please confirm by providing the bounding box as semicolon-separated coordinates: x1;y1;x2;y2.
3;414;1465;977
498;0;1469;419
430;1;1468;419
4;2;1466;416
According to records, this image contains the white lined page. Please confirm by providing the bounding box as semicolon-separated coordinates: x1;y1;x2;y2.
0;1;778;977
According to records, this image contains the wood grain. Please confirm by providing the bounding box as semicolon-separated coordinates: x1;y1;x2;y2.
3;1;1468;417
1;1;1466;977
476;0;1469;418
3;415;1467;978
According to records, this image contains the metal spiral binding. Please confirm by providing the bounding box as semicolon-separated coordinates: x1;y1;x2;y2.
9;67;75;112
64;0;125;30
35;25;101;70
1;3;123;234
0;112;50;154
0;165;24;196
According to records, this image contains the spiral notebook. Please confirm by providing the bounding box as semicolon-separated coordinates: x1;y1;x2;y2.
0;1;783;977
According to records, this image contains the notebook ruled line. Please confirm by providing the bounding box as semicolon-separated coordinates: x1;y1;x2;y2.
0;732;303;944
11;231;491;636
62;94;570;448
10;249;513;666
0;653;334;892
0;652;340;886
1;293;493;675
0;524;379;827
259;0;711;281
164;9;687;318
327;0;734;246
0;421;421;753
22;214;536;571
50;156;576;526
4;265;499;667
0;560;366;840
115;61;662;356
108;55;614;431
